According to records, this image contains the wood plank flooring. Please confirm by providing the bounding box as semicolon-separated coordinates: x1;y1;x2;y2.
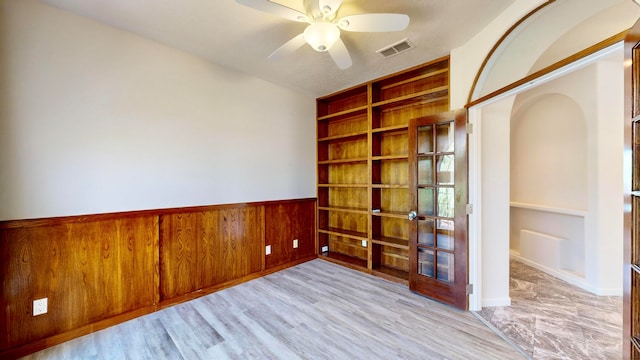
24;259;524;359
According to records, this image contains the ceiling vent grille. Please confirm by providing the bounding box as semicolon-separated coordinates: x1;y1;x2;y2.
377;39;414;58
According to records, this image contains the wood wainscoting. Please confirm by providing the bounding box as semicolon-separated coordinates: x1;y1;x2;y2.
0;198;316;359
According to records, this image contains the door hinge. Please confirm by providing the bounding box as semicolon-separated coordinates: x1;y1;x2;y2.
466;284;474;295
466;123;473;134
466;204;473;214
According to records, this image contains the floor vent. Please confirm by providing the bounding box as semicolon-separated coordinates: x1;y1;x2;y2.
377;39;414;58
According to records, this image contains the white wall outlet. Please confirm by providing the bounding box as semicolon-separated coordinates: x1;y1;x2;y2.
293;239;299;248
321;245;329;253
265;245;271;256
361;239;367;247
33;298;48;316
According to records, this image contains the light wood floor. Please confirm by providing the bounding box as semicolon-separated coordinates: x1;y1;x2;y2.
24;259;524;359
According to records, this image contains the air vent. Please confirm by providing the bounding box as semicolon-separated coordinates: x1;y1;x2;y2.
377;39;414;58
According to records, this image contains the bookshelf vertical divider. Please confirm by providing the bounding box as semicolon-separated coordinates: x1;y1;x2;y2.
317;56;451;284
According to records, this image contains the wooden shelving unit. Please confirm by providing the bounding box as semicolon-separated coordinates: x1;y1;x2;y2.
316;56;450;284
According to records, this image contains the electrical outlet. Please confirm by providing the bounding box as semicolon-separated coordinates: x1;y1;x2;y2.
33;298;48;316
361;239;367;247
321;245;328;253
265;245;271;256
293;239;299;248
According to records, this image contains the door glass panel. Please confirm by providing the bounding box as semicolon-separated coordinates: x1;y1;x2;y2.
418;219;435;246
409;110;467;309
436;252;454;282
436;122;454;153
418;248;434;277
436;155;454;185
418;156;434;185
417;126;434;154
437;187;454;218
418;188;434;216
436;219;454;250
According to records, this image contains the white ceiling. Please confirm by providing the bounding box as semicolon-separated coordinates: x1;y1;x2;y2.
40;0;516;97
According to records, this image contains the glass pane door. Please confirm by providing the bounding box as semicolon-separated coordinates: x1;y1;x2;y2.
408;109;468;310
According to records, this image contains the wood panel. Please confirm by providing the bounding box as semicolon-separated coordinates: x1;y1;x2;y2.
0;198;315;358
0;216;158;352
159;206;264;300
264;200;316;269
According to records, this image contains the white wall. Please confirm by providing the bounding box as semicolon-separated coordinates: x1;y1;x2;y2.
510;93;588;210
509;88;589;280
0;0;316;221
449;0;546;109
595;57;625;294
473;0;637;100
478;96;514;307
507;60;624;295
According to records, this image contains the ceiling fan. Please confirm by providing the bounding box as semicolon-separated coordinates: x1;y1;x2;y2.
236;0;410;70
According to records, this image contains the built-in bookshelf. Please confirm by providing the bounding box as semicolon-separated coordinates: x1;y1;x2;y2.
316;56;450;283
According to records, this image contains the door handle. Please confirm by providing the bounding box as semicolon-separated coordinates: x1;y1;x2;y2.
408;210;417;221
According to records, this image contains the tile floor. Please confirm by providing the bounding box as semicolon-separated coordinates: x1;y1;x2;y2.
474;259;623;360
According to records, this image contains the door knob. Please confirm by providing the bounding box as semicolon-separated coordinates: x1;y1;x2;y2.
408;210;417;221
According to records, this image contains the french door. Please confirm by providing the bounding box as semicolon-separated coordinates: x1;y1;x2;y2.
408;109;468;310
624;19;640;360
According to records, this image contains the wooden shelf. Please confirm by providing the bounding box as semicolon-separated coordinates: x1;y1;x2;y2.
372;124;408;134
372;155;408;161
318;158;368;165
372;266;409;284
371;211;408;219
378;68;449;91
318;206;368;215
317;105;368;121
318;184;368;188
371;184;409;189
319;252;368;269
318;131;368;142
372;86;449;109
318;227;368;240
372;236;409;250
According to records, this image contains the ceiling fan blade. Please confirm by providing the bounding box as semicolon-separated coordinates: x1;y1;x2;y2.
268;33;306;60
319;0;343;16
338;13;410;32
328;38;352;70
236;0;308;22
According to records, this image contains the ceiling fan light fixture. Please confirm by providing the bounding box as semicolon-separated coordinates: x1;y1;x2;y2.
304;22;340;52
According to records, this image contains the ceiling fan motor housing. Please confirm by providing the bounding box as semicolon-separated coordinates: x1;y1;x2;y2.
304;22;340;52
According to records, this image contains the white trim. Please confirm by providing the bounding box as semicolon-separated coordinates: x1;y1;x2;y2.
468;108;482;311
469;41;623;109
510;202;587;217
482;297;511;307
510;252;622;296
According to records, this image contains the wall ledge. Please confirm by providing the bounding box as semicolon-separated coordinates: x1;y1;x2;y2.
510;201;587;217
